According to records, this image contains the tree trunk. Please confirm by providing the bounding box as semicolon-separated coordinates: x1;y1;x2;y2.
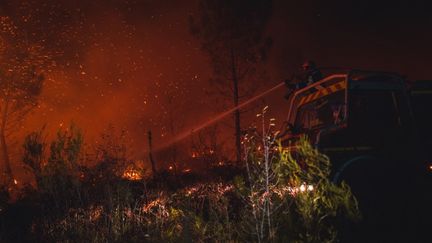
0;100;12;182
167;105;179;177
231;48;242;164
147;130;157;178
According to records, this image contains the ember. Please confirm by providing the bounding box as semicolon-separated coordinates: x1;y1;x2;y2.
122;169;142;181
182;168;191;173
191;152;199;158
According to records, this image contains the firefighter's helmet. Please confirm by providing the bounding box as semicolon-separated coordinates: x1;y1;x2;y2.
302;60;316;71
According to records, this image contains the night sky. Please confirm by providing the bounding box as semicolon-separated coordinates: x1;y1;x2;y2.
1;0;431;179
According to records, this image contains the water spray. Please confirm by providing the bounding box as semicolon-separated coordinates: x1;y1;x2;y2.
153;81;286;152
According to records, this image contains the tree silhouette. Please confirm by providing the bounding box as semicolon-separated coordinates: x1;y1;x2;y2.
190;0;273;163
0;16;47;183
160;80;186;176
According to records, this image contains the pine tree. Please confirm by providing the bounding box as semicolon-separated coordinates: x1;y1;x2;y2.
190;0;273;163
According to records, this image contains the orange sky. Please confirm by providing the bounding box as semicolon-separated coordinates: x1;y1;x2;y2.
2;0;431;182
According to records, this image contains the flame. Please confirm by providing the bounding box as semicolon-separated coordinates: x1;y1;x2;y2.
182;168;191;173
122;169;142;181
184;183;234;197
191;151;199;158
89;205;103;222
273;183;315;198
13;179;18;185
122;162;145;181
289;183;314;196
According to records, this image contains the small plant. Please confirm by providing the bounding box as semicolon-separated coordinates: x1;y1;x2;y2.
279;137;360;242
22;127;46;186
235;106;282;242
236;106;360;242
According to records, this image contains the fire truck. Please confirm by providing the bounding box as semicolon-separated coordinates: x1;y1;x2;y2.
280;70;431;239
410;79;432;171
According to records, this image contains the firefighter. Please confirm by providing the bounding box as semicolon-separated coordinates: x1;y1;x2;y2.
302;60;322;85
284;60;323;99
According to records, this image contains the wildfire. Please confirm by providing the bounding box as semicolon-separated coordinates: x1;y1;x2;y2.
191;149;215;158
290;183;314;195
79;172;85;180
89;205;103;222
182;168;191;173
122;169;142;181
274;183;315;198
141;197;170;219
122;161;145;181
184;183;234;197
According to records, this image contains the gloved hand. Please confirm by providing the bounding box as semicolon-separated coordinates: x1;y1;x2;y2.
285;79;298;89
284;90;293;100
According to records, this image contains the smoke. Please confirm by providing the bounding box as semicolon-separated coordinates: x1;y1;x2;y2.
7;1;213;161
2;0;431;181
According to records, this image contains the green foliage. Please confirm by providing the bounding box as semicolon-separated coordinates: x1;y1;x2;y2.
236;107;360;242
277;137;360;242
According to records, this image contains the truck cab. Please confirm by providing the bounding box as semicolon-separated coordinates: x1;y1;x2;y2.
410;80;432;171
281;69;429;241
282;70;420;192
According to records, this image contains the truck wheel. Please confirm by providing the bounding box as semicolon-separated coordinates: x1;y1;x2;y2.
335;156;407;241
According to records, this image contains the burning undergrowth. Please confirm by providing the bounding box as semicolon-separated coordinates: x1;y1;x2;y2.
0;113;359;242
31;182;238;242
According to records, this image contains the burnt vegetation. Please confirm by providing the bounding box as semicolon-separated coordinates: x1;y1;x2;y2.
1;0;431;242
1;118;359;242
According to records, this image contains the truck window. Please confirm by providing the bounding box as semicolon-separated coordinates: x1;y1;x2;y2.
349;90;406;130
295;90;346;130
411;89;432;135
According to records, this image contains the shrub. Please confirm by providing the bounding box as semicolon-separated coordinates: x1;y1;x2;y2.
236;107;360;242
12;116;359;242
